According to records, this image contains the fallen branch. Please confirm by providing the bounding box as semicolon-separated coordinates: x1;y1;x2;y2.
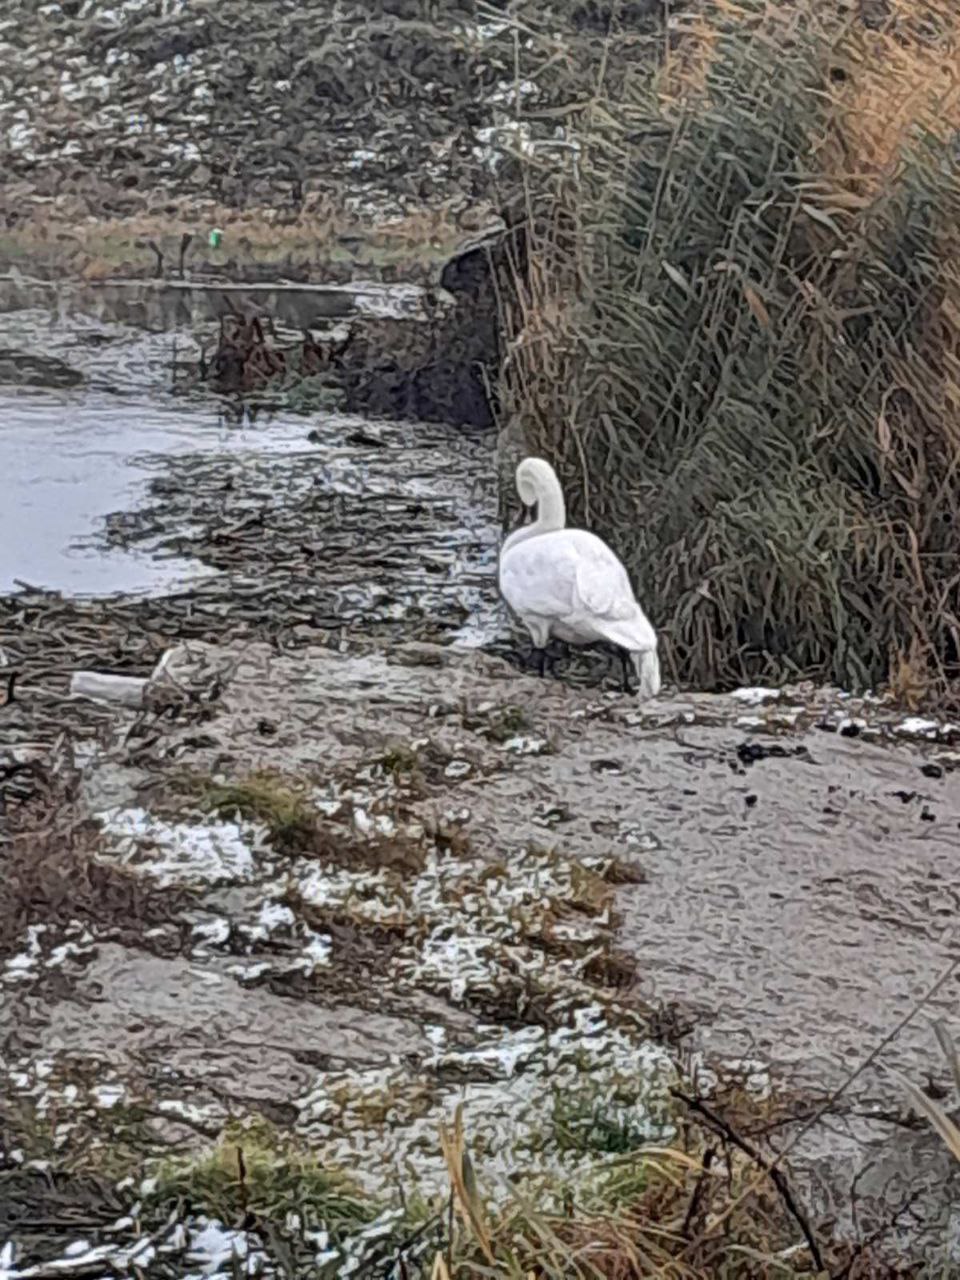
680;1144;716;1238
834;1186;926;1280
1;669;18;706
672;1088;825;1272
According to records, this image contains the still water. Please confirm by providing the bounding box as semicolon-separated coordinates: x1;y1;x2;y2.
0;387;341;596
0;310;221;595
0;306;501;650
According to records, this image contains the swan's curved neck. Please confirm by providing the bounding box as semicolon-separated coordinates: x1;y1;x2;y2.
532;475;566;533
502;468;566;554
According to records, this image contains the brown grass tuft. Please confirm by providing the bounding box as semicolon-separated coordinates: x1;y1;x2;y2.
819;0;960;195
0;777;187;961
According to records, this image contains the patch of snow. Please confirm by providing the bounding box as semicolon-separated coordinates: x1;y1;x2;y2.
503;734;549;755
618;823;661;852
184;1219;265;1277
297;1006;675;1203
2;926;46;984
731;687;782;705
225;960;273;983
190;916;232;949
92;1082;127;1109
98;807;260;887
410;930;498;1003
155;1098;226;1129
296;865;399;924
249;900;295;938
895;717;940;740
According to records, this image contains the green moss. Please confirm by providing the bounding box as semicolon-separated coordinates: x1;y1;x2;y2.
379;743;422;777
196;770;319;855
146;1122;373;1227
552;1087;657;1157
484;706;532;743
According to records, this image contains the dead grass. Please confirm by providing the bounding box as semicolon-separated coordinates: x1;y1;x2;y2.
0;1164;132;1244
0;197;473;283
172;767;428;873
818;0;960;196
496;0;960;703
435;1100;843;1278
0;774;188;962
895;1020;960;1164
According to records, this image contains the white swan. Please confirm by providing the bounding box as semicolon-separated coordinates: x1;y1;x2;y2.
499;457;661;697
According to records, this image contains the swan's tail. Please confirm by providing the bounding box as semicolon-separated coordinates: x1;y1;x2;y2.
633;646;661;700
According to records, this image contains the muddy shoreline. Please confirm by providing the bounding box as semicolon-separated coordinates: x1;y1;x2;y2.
2;306;960;1273
4;626;960;1271
5;442;960;1272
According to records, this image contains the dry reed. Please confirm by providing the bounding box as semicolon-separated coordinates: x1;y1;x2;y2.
497;0;960;699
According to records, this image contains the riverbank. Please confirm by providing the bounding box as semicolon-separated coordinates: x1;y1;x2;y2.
4;628;960;1274
2;286;960;1274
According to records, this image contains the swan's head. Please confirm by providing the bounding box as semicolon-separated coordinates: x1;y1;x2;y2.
515;456;560;508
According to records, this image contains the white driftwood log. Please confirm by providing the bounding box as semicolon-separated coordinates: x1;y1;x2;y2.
69;671;149;708
70;642;235;710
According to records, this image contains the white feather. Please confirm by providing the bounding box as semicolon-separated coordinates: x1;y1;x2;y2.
499;457;660;697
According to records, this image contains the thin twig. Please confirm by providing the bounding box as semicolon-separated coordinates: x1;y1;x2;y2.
673;1090;825;1271
832;1187;927;1280
682;945;960;1260
680;1144;716;1238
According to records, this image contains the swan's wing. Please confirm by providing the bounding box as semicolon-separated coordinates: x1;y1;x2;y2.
568;534;637;621
501;531;657;656
499;538;582;619
501;531;635;622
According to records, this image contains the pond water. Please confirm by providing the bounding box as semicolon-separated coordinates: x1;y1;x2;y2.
3;388;214;596
0;307;501;637
0;386;385;597
0;311;212;595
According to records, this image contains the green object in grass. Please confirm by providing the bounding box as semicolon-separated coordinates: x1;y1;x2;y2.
208;227;223;248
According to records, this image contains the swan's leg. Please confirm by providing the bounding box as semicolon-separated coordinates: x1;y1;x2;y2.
619;648;635;695
535;645;561;679
524;639;545;676
527;625;553;680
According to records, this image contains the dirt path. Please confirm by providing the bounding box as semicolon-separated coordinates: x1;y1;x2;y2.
5;632;960;1271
